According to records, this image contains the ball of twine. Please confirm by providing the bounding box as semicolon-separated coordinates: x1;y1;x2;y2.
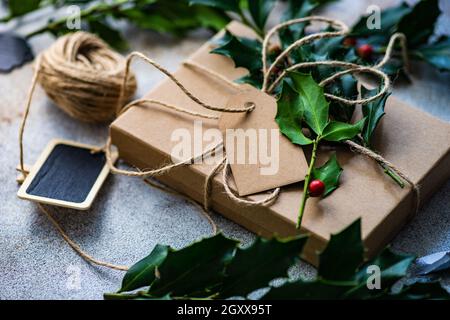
36;31;137;123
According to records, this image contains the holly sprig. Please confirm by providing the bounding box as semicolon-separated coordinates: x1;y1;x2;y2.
1;0;231;50
210;0;449;85
104;219;450;300
276;73;365;227
349;0;449;75
207;0;450;227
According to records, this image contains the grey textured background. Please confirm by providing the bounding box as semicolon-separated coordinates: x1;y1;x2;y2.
1;0;449;300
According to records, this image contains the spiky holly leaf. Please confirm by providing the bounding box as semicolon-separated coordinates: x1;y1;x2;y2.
321;118;365;142
118;244;169;293
88;19;128;51
189;0;241;12
388;281;449;300
148;234;238;297
280;0;337;63
289;72;329;136
350;2;412;38
328;75;358;123
7;0;42;18
211;32;262;73
397;0;440;47
262;278;354;300
318;219;364;281
248;0;276;30
361;86;390;147
107;219;449;300
413;36;450;72
218;235;308;298
344;248;415;299
276;80;313;146
312;153;343;197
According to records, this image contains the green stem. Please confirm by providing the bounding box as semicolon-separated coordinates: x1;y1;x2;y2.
359;140;405;188
379;162;405;188
297;138;319;229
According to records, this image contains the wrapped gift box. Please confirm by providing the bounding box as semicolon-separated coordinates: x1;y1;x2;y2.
110;22;450;265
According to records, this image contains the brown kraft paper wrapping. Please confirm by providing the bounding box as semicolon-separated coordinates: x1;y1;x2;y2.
110;22;450;266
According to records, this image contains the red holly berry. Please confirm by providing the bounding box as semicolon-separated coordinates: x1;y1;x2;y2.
357;44;374;60
308;179;325;197
343;37;357;47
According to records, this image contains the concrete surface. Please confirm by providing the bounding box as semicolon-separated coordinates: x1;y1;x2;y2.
1;0;449;299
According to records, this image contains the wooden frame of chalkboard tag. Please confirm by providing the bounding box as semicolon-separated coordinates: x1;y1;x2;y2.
17;139;116;210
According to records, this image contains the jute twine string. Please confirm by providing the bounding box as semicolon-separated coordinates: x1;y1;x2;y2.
183;17;418;211
103;51;281;209
18;33;226;272
19;32;268;271
19;16;419;272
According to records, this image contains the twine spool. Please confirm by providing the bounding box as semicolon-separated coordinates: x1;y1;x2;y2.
36;31;137;123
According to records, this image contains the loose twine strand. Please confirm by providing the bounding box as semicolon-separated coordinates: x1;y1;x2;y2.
19;16;419;272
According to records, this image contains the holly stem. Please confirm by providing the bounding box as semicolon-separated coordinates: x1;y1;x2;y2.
379;162;405;188
297;138;320;229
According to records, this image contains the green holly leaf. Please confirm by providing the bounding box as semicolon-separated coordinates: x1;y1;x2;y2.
211;32;262;73
397;0;440;47
413;36;450;72
344;248;415;299
133;294;172;300
235;73;264;88
388;281;450;300
248;0;276;30
328;75;358;123
262;278;354;300
189;0;241;12
218;235;308;298
312;153;343;197
350;2;412;37
280;0;334;62
313;34;345;58
8;0;41;18
194;6;230;30
88;19;128;51
361;86;390;147
380;59;407;77
321;118;365;142
282;0;338;25
318;219;364;281
289;72;329;136
119;244;169;293
276;81;313;146
148;234;238;297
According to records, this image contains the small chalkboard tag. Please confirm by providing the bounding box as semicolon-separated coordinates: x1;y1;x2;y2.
17;139;115;210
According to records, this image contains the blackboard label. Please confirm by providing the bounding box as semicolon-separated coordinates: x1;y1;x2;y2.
18;140;114;210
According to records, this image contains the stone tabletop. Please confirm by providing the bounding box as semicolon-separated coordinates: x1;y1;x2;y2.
1;0;449;299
